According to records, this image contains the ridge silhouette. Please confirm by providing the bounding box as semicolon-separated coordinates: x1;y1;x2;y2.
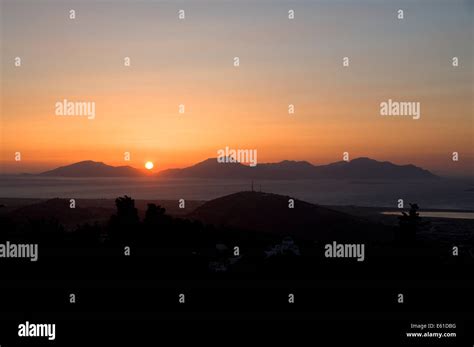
29;157;437;179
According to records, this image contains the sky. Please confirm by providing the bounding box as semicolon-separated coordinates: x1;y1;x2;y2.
1;0;473;177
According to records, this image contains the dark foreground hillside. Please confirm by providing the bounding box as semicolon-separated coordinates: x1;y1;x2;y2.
188;191;392;242
0;191;472;281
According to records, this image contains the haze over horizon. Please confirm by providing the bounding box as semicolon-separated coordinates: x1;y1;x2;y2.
1;0;473;177
1;154;472;179
2;157;434;171
0;155;464;182
0;156;447;176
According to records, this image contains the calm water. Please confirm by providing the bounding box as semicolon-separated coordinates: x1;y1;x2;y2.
0;176;473;210
382;211;474;219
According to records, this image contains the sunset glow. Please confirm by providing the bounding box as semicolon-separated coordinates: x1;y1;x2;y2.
0;1;472;177
145;161;154;170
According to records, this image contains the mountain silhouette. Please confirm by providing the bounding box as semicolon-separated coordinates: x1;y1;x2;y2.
188;191;391;242
34;157;436;179
39;161;143;177
159;157;437;180
158;158;250;179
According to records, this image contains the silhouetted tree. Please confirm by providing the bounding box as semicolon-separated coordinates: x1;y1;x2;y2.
144;203;166;225
398;203;422;244
115;196;139;224
109;195;139;243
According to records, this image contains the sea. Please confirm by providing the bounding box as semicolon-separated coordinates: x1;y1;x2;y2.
1;176;473;211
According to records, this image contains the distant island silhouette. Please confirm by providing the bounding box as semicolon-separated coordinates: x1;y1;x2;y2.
39;160;143;177
30;157;437;179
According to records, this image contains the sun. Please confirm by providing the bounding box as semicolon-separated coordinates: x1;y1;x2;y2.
145;161;154;170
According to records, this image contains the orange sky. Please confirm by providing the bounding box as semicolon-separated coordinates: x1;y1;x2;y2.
1;1;473;177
